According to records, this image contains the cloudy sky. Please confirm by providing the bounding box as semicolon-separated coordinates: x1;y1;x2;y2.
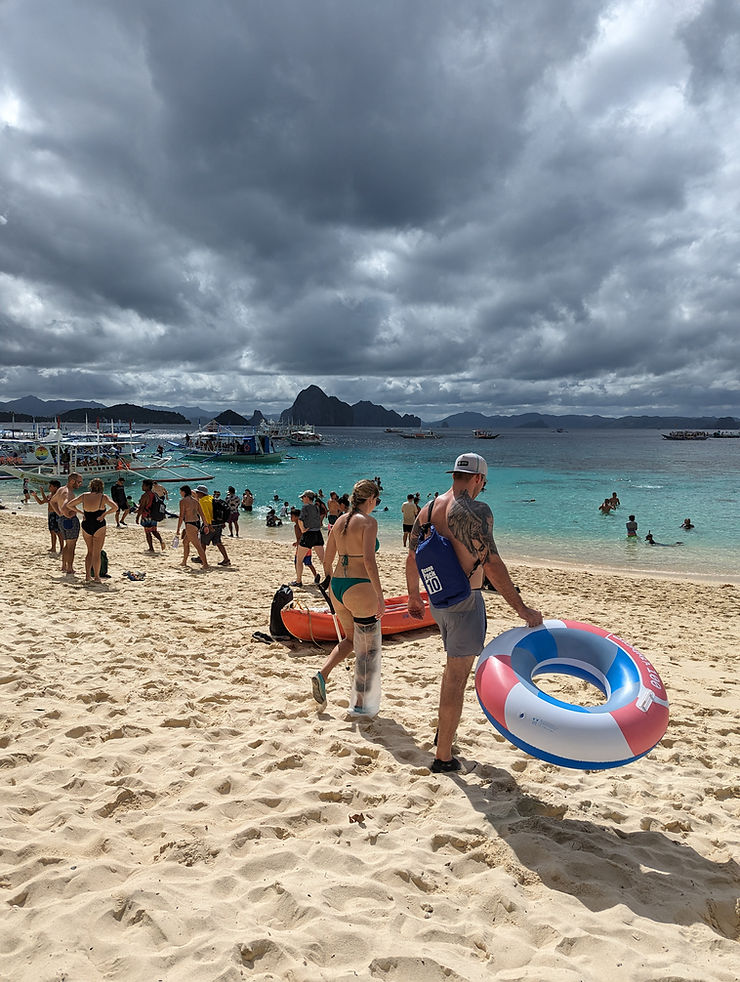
1;0;738;419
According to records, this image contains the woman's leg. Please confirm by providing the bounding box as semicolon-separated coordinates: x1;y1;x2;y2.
91;529;105;582
294;545;308;583
343;584;382;713
320;600;355;680
82;530;94;582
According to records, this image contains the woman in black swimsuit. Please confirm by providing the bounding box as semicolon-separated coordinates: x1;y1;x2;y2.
175;485;210;570
67;478;118;584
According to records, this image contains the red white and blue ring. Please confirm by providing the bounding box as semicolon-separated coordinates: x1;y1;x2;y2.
475;620;669;770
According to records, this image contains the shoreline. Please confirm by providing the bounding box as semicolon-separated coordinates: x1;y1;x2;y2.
8;499;739;587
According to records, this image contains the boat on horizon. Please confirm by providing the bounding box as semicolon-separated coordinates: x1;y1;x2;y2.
473;429;499;439
661;430;710;441
399;430;442;440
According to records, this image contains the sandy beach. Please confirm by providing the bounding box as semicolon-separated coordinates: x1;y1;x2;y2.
1;506;738;982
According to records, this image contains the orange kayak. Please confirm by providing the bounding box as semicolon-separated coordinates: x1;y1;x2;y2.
281;592;436;641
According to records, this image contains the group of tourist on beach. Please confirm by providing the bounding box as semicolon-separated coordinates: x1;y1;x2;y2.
34;450;541;771
32;473;182;583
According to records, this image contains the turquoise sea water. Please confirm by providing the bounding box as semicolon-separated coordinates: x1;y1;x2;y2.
5;427;738;580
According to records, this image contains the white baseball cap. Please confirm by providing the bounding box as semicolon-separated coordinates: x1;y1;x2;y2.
447;452;488;477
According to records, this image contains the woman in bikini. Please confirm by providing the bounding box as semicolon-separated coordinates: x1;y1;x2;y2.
311;479;385;706
67;477;118;584
175;485;210;570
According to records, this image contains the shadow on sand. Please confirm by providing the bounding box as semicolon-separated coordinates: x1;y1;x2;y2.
358;716;739;940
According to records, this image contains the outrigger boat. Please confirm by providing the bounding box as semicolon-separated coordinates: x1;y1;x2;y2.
287;424;324;446
0;428;214;485
180;421;283;464
259;419;324;445
473;429;499;439
661;430;709;441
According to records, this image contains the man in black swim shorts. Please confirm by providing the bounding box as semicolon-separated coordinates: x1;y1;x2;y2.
406;453;543;774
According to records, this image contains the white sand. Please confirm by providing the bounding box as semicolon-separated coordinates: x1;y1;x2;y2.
1;508;738;981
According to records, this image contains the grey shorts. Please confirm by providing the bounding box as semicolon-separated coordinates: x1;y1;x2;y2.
201;524;223;546
61;516;80;541
430;590;487;659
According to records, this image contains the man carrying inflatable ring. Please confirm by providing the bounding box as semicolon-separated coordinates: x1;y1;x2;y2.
406;452;543;774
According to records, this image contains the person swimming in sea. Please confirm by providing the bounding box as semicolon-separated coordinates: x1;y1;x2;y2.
645;531;683;547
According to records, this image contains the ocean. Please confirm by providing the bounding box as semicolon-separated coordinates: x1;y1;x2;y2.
4;427;738;581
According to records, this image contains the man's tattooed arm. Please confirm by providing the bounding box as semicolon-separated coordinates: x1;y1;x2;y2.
408;514;423;554
448;491;498;566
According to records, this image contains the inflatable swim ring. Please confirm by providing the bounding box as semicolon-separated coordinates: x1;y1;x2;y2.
475;619;669;770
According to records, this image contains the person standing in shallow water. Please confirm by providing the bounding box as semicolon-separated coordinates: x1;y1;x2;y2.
224;486;240;537
406;453;543;774
311;480;385;708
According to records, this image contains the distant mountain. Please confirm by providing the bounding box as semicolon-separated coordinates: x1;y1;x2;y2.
214;410;249;426
281;385;421;427
351;400;421;427
0;395;106;417
4;391;737;430
425;411;740;430
58;403;189;424
145;404;216;425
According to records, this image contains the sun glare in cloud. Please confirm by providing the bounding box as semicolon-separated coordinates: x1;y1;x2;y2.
0;88;21;127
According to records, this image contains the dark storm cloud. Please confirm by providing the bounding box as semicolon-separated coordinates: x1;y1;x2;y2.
0;0;738;417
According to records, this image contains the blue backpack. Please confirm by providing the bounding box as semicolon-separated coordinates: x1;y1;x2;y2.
415;500;479;609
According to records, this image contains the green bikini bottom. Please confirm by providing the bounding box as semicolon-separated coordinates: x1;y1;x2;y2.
331;576;370;604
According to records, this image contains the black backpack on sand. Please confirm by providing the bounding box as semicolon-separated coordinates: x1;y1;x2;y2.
269;585;294;638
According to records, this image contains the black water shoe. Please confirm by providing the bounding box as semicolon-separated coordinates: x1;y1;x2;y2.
430;757;461;773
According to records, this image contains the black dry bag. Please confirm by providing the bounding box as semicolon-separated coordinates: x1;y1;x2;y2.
269;584;294;638
414;501;475;609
